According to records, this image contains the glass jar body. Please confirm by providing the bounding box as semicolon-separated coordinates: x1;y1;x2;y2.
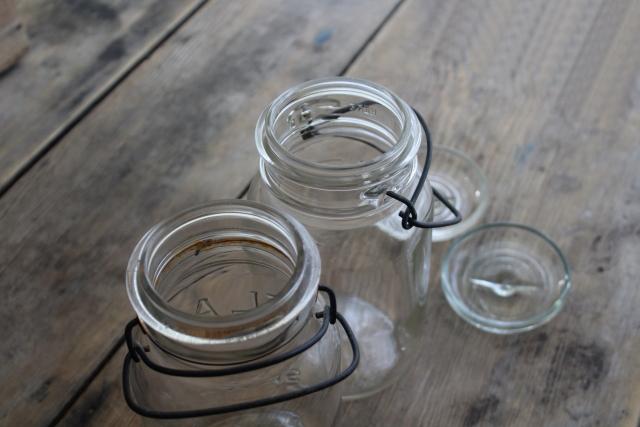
247;76;433;399
130;299;342;427
125;201;346;425
248;177;431;399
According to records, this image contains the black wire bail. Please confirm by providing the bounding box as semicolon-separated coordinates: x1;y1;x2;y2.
122;285;359;420
386;107;463;230
302;102;462;231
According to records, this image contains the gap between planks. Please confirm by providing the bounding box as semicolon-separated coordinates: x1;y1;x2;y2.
0;0;209;199
46;0;408;425
38;1;209;425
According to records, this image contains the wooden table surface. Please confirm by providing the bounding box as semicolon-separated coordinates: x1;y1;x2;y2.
1;1;639;426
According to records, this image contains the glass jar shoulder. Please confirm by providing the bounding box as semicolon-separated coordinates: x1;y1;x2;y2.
247;173;432;231
248;173;431;315
131;301;342;426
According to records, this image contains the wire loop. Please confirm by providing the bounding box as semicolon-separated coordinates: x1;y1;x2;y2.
300;102;463;230
385;107;462;230
122;286;359;419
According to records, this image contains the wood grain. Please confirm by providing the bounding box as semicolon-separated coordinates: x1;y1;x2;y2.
64;0;640;426
0;0;201;193
10;0;640;425
334;0;640;426
0;0;400;425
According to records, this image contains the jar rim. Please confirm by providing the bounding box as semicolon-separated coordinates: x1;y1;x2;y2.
256;77;420;183
126;200;321;359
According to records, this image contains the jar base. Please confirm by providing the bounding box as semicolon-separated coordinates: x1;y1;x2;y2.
335;293;406;400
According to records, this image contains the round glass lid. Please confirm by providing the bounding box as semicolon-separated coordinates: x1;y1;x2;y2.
441;223;571;334
428;146;489;242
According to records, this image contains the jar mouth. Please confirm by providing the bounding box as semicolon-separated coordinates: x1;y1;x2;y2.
254;78;424;222
126;200;320;362
257;77;420;184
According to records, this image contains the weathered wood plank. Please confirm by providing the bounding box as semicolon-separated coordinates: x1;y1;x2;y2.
0;0;400;425
59;0;640;426
333;0;640;426
0;0;202;193
60;347;139;427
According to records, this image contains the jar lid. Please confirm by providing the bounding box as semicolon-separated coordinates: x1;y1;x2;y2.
429;146;489;242
440;223;571;334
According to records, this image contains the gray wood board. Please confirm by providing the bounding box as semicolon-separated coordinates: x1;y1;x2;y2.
61;0;640;425
336;0;640;425
0;0;201;193
0;0;401;425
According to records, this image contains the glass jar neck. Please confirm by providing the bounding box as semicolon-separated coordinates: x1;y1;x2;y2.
256;78;423;224
126;201;321;364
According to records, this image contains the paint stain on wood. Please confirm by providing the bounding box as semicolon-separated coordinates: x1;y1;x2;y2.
463;394;500;427
587;223;639;274
96;38;126;63
541;341;607;406
524;331;549;358
30;377;54;403
26;0;120;43
313;28;334;50
515;142;536;166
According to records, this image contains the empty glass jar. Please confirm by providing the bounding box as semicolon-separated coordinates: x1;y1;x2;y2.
123;201;358;426
247;77;434;399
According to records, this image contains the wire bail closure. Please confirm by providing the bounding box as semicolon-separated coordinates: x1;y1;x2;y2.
386;107;462;230
301;103;462;231
122;285;359;420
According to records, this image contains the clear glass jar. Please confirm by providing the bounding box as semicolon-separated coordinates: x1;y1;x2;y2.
123;201;355;426
247;78;433;399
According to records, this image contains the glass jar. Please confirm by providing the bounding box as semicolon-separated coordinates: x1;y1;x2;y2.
247;78;435;399
123;201;358;426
